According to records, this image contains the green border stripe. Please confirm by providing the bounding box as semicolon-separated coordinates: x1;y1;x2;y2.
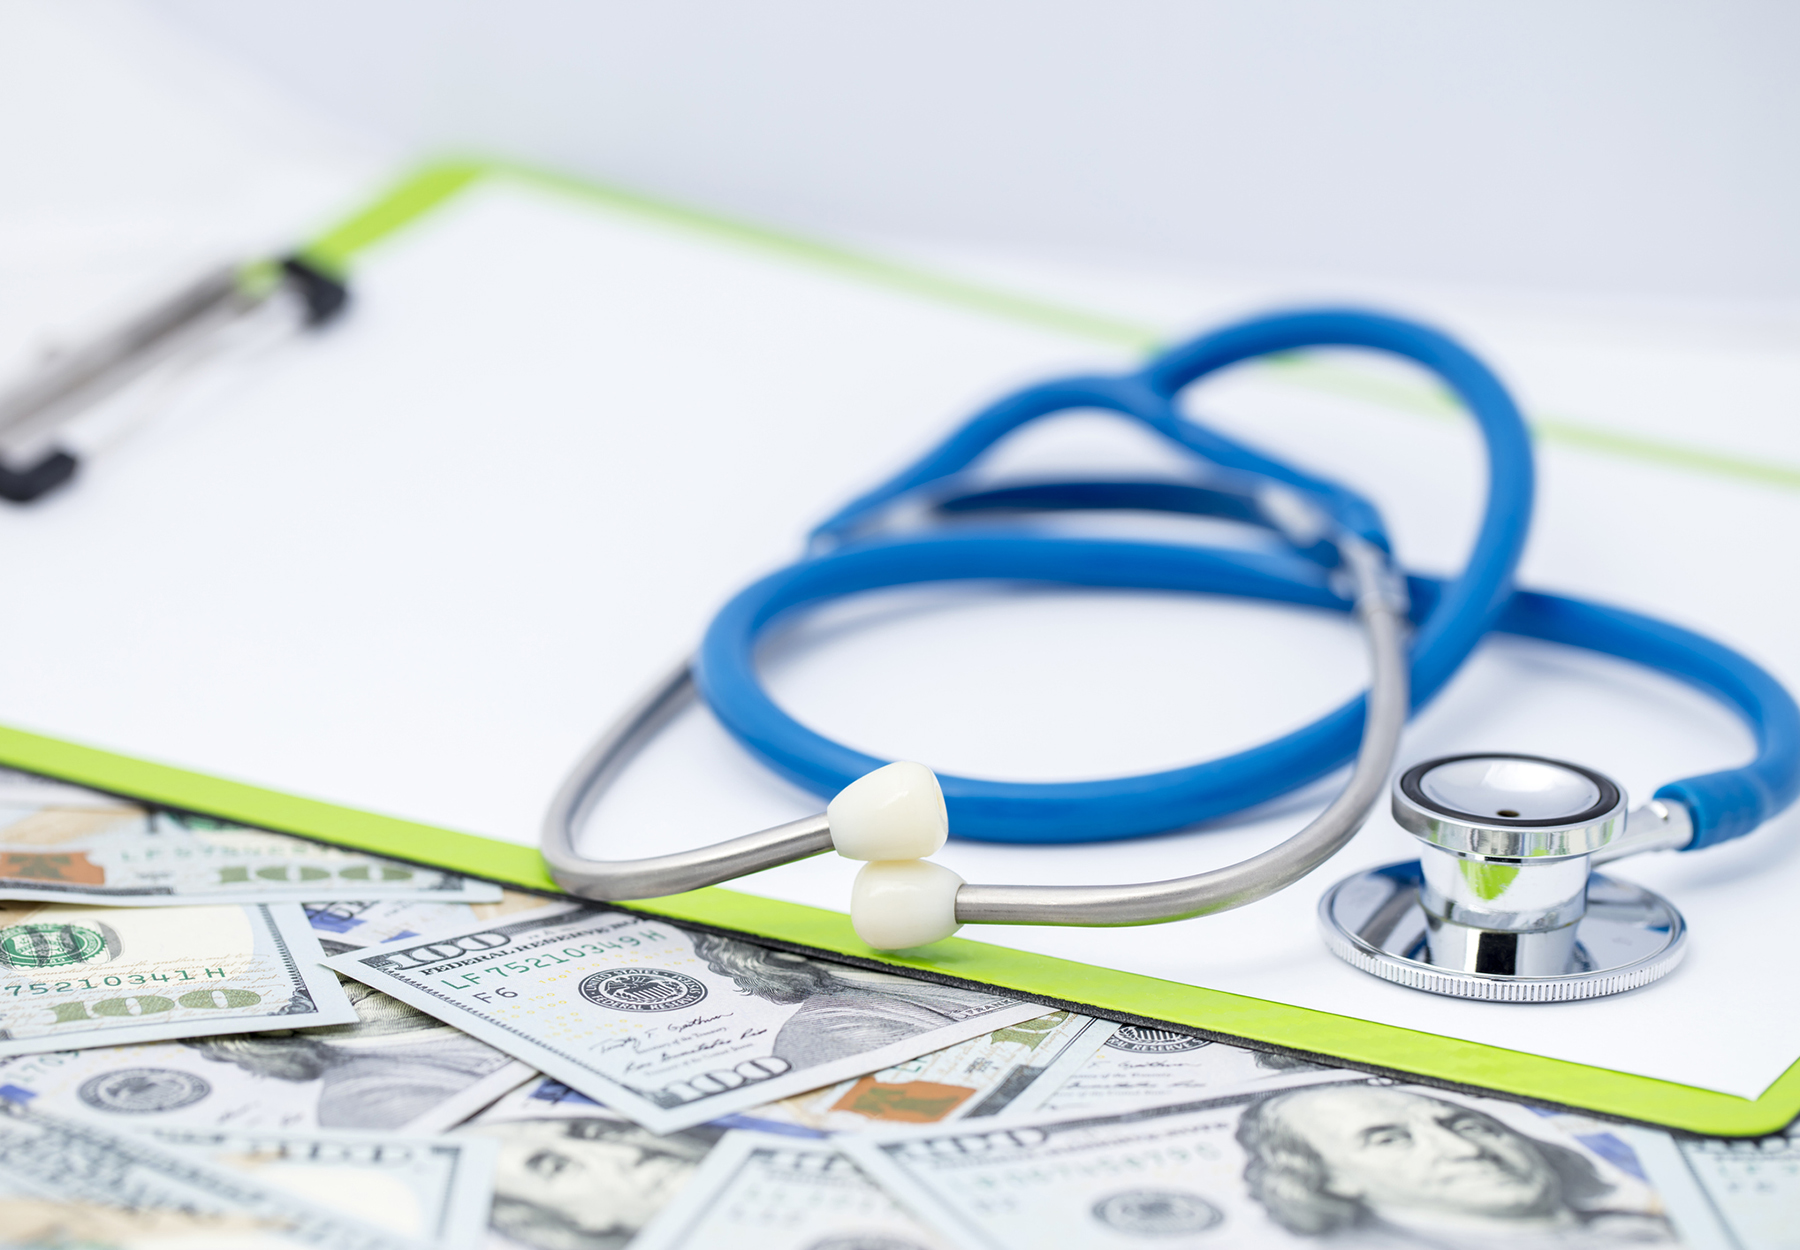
1532;420;1800;490
0;717;1793;1137
298;162;488;277
306;160;1800;494
1264;356;1800;493
0;724;556;893
504;164;1164;352
298;159;1161;352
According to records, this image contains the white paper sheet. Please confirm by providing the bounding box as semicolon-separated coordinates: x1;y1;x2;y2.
2;177;1796;1099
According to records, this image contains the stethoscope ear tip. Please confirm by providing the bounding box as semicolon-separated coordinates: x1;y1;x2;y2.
827;761;948;861
827;761;964;951
851;858;964;951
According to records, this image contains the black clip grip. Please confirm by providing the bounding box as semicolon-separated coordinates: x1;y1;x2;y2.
279;256;351;327
0;450;79;504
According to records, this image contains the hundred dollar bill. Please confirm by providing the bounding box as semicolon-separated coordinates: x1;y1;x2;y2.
304;892;549;956
1673;1131;1800;1250
0;775;500;905
460;1073;599;1123
1381;1103;1734;1248
733;1010;1110;1135
0;1094;423;1250
462;1073;603;1124
0;978;532;1132
633;1131;951;1250
1018;1020;1335;1117
458;1086;726;1250
0;899;355;1055
466;1072;835;1140
326;904;1048;1134
1510;1108;1765;1250
842;1072;1698;1249
481;1024;1119;1137
150;1125;500;1250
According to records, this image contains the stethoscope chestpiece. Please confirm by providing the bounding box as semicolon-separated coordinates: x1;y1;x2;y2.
1320;753;1688;1002
1392;754;1626;858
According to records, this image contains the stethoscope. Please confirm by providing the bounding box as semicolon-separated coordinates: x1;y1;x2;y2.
542;308;1800;1003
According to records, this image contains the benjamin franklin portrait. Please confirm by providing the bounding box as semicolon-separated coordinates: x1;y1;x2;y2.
183;979;511;1129
468;1115;723;1250
1237;1086;1676;1247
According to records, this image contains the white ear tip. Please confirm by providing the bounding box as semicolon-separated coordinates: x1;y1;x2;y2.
826;761;948;861
851;859;963;950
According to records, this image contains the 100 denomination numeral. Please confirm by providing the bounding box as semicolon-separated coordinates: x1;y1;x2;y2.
37;987;264;1023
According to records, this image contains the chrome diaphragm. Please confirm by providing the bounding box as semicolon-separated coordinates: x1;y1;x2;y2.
1320;753;1689;1002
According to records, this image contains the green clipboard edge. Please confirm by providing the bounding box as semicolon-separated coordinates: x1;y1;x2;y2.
7;159;1796;1139
2;720;1790;1138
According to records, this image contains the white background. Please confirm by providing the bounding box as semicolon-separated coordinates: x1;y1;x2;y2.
150;0;1800;306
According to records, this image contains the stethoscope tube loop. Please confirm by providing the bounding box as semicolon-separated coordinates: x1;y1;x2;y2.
767;308;1534;841
697;531;1377;842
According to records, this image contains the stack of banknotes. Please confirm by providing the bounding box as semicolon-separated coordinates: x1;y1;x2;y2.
0;767;1792;1250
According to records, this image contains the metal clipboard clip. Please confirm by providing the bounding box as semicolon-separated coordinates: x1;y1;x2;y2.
0;256;350;503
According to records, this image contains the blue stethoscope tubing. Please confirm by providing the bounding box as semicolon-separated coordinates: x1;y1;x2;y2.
692;309;1800;852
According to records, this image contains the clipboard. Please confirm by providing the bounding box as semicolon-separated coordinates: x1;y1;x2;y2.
4;159;1797;1137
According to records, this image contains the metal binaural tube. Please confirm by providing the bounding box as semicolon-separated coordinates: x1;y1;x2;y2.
542;536;1410;927
539;661;835;901
952;541;1409;927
